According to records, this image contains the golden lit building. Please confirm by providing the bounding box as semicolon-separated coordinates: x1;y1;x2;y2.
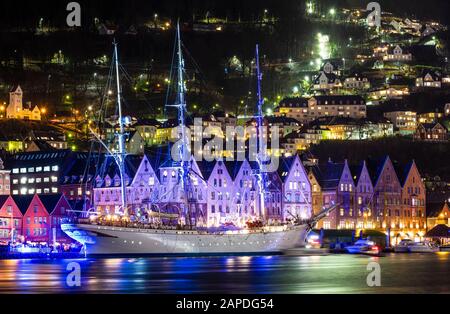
427;202;449;229
417;112;444;124
308;169;323;223
398;161;427;241
6;85;41;121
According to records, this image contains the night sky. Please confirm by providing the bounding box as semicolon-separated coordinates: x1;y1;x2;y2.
0;0;449;28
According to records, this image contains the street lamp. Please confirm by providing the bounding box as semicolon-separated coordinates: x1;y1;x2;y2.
329;8;336;16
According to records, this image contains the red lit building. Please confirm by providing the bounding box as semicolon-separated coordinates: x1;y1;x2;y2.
14;195;49;243
0;196;23;243
13;194;73;244
39;194;73;243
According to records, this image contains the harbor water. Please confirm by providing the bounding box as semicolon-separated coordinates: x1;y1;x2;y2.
0;253;449;293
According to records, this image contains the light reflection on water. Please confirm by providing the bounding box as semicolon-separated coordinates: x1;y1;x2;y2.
0;254;448;294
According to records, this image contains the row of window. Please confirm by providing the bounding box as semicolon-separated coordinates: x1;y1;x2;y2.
26;216;47;225
211;205;258;215
12;187;58;195
288;181;307;190
26;228;47;236
0;218;20;227
13;176;58;184
12;165;59;174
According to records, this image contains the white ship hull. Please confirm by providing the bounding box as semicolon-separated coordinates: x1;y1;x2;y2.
61;223;310;256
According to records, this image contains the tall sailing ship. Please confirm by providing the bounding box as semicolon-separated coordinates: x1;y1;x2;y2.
61;24;336;256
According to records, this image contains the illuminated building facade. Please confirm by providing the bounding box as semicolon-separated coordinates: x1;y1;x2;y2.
427;202;449;229
5;150;97;197
384;111;417;135
307;156;427;244
6;85;41;121
414;122;448;142
0;196;22;242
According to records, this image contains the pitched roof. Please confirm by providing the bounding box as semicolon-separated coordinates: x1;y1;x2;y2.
96;154;142;186
38;194;63;213
26;140;57;152
419;69;441;80
62;152;103;184
350;161;365;185
316;161;345;190
313;71;339;84
419;122;447;131
365;156;389;186
388;45;410;54
196;160;218;181
425;224;450;238
277;97;308;109
396;161;415;187
426;202;448;218
223;160;244;180
277;156;294;182
11;195;34;215
9;84;21;93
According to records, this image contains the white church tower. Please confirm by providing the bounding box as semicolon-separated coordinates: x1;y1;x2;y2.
6;85;41;120
7;85;23;118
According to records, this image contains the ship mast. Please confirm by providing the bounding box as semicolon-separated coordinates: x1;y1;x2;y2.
168;22;192;227
255;44;267;223
113;41;127;216
176;23;189;186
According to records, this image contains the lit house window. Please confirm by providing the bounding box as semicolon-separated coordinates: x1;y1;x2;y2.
52;166;59;171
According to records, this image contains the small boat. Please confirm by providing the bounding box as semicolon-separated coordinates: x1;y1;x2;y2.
439;245;450;252
408;242;439;253
394;239;414;253
345;239;379;254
